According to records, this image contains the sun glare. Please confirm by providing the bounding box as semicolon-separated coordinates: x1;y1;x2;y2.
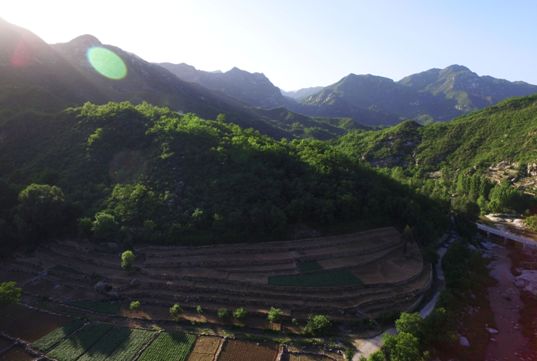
86;47;127;80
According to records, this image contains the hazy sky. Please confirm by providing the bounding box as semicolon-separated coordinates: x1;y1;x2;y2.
3;0;536;90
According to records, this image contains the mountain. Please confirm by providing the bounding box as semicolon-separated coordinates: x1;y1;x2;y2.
293;66;537;126
399;64;537;114
282;86;324;100
160;63;290;109
1;19;347;139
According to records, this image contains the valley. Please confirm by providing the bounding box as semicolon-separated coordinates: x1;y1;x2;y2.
1;4;537;360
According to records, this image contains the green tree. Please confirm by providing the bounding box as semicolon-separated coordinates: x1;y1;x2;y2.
16;184;67;240
92;211;119;241
217;308;228;319
391;332;422;361
129;300;141;311
395;312;423;337
233;307;247;320
169;304;183;320
0;281;22;306
121;250;135;270
267;307;282;323
304;314;331;336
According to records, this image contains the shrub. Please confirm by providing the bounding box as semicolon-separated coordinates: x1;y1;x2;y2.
303;314;331;336
233;307;247;320
525;214;537;232
129;300;141;311
169;304;183;320
0;281;21;306
267;307;282;323
217;308;228;319
121;250;135;270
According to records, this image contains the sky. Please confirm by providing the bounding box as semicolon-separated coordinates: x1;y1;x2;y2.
2;0;537;90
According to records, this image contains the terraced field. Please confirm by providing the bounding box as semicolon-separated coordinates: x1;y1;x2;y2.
1;226;431;323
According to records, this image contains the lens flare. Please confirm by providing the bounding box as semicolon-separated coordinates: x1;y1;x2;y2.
86;47;127;80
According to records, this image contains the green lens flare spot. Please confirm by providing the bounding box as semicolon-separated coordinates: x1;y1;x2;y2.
87;47;127;80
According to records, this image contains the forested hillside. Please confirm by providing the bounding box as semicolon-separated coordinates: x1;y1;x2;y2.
337;95;537;215
0;102;447;250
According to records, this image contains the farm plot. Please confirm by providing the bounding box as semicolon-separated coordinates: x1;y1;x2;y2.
218;340;278;361
0;304;70;342
78;327;156;361
0;346;34;361
187;336;222;361
138;332;196;361
268;268;362;287
47;324;112;361
32;319;85;352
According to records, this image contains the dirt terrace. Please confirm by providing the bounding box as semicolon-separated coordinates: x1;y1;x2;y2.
1;227;431;322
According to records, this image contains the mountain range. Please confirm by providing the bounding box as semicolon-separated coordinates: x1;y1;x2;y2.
1;18;537;133
163;61;537;126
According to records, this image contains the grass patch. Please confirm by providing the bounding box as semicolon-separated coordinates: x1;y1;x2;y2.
32;320;85;352
138;332;196;361
70;300;120;315
269;269;362;287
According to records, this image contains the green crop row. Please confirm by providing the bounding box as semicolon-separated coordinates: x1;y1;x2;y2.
78;327;156;361
138;332;196;361
47;324;112;361
32;319;85;352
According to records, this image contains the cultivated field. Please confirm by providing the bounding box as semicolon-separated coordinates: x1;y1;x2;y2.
218;339;278;361
138;332;195;361
187;336;222;361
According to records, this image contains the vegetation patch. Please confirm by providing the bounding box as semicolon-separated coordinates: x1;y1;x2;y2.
78;327;155;361
138;332;196;361
269;268;362;287
32;320;85;352
47;324;112;361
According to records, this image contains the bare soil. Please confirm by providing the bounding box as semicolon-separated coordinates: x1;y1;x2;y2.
218;339;278;361
0;346;34;361
0;304;70;342
187;336;221;361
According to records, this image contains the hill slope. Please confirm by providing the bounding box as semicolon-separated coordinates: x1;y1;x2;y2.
0;102;447;246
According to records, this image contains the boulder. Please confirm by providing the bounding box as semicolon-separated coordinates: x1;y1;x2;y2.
459;335;470;347
486;327;499;335
94;281;112;294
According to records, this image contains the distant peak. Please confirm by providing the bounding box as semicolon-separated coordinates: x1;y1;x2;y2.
444;64;471;72
68;34;101;47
